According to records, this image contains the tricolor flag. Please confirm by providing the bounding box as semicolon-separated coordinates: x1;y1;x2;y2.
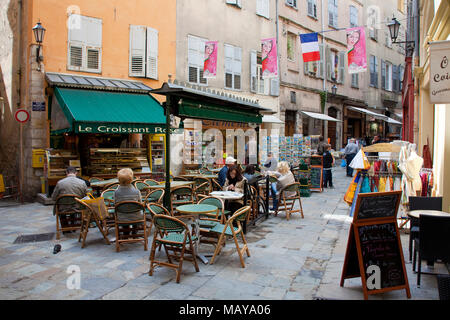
299;33;320;62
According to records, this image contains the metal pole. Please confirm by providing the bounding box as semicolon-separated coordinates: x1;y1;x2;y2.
20;122;24;203
163;99;171;208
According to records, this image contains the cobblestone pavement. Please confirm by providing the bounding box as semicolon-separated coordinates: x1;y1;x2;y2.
0;167;444;300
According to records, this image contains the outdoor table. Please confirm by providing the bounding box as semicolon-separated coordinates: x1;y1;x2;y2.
209;191;243;200
180;174;218;180
176;203;220;264
90;178;119;196
208;168;222;173
407;210;450;268
145;180;194;190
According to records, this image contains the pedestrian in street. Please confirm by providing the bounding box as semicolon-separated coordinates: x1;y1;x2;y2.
316;135;327;156
218;156;236;187
344;138;359;177
263;152;278;172
323;144;335;188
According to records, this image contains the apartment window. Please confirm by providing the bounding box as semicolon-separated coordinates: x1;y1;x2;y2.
349;6;358;28
370;55;378;87
351;73;359;88
369;27;378;41
328;0;338;28
286;0;297;8
326;47;344;83
226;0;242;8
381;60;393;91
129;25;158;79
399;65;404;91
287;33;296;61
398;0;405;13
67;14;102;73
304;43;324;78
188;35;207;85
307;0;317;18
290;91;296;103
256;0;270;19
224;44;242;90
392;65;399;92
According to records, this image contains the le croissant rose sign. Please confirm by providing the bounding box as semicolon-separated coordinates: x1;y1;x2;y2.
430;40;450;104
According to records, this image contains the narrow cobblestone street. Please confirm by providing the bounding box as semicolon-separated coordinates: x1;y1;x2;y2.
0;166;443;300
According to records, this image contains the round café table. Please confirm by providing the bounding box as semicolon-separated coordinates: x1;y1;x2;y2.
175;204;220;265
209;191;243;201
407;210;450;219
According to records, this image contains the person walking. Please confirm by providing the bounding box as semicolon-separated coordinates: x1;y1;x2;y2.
344;138;359;177
323;144;335;188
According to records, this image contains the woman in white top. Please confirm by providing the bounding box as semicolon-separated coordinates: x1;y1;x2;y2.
267;161;296;211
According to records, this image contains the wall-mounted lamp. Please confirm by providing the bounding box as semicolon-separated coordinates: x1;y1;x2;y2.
32;21;46;63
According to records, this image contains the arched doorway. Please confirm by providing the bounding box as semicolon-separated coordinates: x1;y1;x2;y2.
328;107;338;150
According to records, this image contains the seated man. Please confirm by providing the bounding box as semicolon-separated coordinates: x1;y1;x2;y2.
51;166;88;230
218;156;236;187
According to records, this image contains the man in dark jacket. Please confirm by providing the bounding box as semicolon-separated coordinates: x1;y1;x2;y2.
323;144;334;188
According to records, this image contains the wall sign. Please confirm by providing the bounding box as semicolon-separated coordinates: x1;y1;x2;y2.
430;40;450;103
76;124;174;134
32;101;45;111
15;109;30;123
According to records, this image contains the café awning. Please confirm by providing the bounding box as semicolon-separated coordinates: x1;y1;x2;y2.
301;111;341;122
262;115;284;124
386;117;402;125
347;106;388;121
50;87;166;134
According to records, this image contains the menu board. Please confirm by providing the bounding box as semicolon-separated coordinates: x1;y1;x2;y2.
340;191;410;299
309;166;323;192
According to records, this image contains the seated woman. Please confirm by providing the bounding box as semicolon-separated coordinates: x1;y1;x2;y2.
223;165;247;213
243;164;256;181
114;168;143;222
267;161;296;211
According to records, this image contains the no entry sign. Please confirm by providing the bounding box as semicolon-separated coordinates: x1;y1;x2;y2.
15;109;30;123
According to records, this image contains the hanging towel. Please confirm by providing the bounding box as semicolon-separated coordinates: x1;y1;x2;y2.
378;176;386;192
361;175;371;193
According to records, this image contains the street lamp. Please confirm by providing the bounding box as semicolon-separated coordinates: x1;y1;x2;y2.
32;21;46;63
387;17;414;55
331;85;337;95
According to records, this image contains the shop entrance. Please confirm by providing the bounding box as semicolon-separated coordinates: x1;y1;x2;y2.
285;110;296;137
328;107;338;150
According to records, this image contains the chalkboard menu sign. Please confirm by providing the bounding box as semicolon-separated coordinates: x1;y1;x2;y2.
356;193;399;220
340;191;410;299
309;166;323;192
310;156;323;166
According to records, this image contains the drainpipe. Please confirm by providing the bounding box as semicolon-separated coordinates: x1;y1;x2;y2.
321;0;328;142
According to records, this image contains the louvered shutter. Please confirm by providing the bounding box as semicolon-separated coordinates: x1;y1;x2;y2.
270;78;279;96
338;51;345;83
146;27;158;79
317;44;324;78
233;46;242;89
129;25;146;77
381;59;386;89
250;50;257;93
85;16;102;72
392;64;398;92
326;46;331;80
188;36;199;83
224;44;233;88
263;0;270;18
68;14;84;70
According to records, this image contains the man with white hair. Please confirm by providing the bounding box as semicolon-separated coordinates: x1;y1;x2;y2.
344;138;359;177
218;156;236;187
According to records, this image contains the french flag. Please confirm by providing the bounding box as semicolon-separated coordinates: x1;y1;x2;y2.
299;33;320;62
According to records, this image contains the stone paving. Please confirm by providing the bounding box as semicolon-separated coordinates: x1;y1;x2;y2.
0;167;445;300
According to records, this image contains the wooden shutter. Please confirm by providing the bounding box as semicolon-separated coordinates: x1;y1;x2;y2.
129;25;146;77
392;65;398;92
84;16;102;72
188;36;199;83
224;44;234;88
146;27;158;79
381;59;386;89
250;50;257;93
317;44;324;78
257;0;269;18
68;14;84;70
326;46;331;80
270;78;280;96
338;51;345;84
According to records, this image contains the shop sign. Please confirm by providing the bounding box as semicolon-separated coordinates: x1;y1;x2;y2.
32;101;45;111
430;40;450;103
201;120;249;130
76;124;175;134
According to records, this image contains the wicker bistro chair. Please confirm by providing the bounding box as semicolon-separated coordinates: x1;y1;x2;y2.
211;179;223;191
113;201;148;252
209;206;252;268
144;189;165;205
275;182;304;220
173;176;188;181
193;181;210;202
144;179;160;186
100;188;116;231
408;196;443;262
53;194;83;240
413;214;450;287
89;177;104;184
246;185;260;223
149;214;200;283
170;186;195;214
145;202;172;237
104;182;119;191
437;275;450;300
75;198;110;248
133;181;150;196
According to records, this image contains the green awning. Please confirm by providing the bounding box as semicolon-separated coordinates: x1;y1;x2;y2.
50;87;166;134
178;99;262;124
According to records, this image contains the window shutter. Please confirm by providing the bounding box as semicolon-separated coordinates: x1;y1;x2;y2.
250;50;257;93
69;45;83;68
381;59;386;90
317;44;324;78
326;46;331;80
375;57;379;87
304;61;309;75
198;38;207;84
257;0;269;18
86;47;101;71
392;65;398;92
264;0;270;18
338;51;345;83
224;44;233;88
256;0;263;16
308;0;313;15
233;47;242;89
129;25;146;77
146;27;158;79
270;78;280;96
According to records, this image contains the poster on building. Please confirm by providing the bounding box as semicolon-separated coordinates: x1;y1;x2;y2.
203;41;218;78
261;37;278;78
430;40;450;103
346;27;367;74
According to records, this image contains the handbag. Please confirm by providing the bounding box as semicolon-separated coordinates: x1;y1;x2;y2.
79;193;108;221
344;171;361;205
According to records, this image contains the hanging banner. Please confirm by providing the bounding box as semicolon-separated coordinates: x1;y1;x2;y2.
299;32;320;62
261;37;278;78
430;40;450;103
203;41;218;78
346;27;367;74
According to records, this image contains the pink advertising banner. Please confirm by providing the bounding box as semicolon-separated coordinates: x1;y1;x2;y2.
203;41;218;78
261;38;278;78
346;27;367;74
